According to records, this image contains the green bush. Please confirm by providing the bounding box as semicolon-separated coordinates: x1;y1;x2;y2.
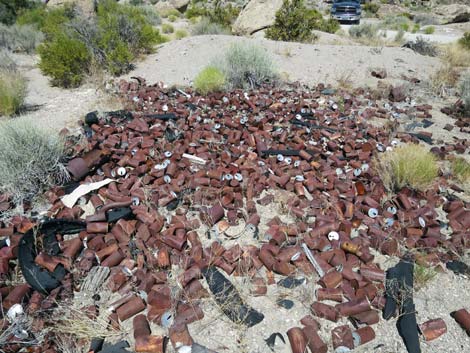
194;66;225;94
162;23;174;33
16;5;47;27
0;23;44;53
191;17;231;35
160;8;181;19
38;33;91;87
0;69;27;116
460;73;470;115
215;43;276;89
0;0;39;25
0;117;67;205
459;32;470;51
175;29;188;39
37;0;165;85
185;0;239;26
423;26;435;34
168;14;177;22
315;18;340;34
363;2;380;15
266;0;338;42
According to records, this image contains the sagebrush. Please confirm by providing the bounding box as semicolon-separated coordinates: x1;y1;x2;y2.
0;117;67;204
0;0;39;25
375;144;438;192
192;17;231;35
0;69;27;116
194;66;225;94
0;49;16;71
0;23;44;53
214;43;276;89
349;23;378;39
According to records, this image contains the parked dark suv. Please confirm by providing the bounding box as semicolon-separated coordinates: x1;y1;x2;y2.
330;0;362;24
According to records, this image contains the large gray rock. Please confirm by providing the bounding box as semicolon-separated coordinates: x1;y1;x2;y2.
233;0;284;35
169;0;190;12
435;4;470;24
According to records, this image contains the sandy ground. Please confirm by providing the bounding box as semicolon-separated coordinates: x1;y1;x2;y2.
123;35;439;88
10;54;121;131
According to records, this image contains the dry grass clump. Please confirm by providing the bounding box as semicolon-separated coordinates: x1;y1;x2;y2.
49;302;126;353
441;43;470;67
403;36;438;57
375;144;438;192
428;65;460;97
459;73;470;115
0;117;68;205
451;157;470;182
0;69;27;116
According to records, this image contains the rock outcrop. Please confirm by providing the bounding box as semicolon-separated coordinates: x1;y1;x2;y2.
232;0;284;35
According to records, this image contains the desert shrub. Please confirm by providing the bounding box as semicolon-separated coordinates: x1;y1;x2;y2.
451;157;470;182
194;66;225;94
423;26;434;35
38;0;165;85
38;33;91;87
442;43;470;67
215;43;276;89
0;117;67;204
394;29;405;43
413;13;438;26
411;23;420;33
363;2;380;16
16;5;47;27
460;73;470;114
315;18;340;34
381;15;411;31
0;23;44;53
375;144;438;192
403;37;438;56
349;23;378;39
136;5;162;26
0;0;39;25
185;0;239;26
0;50;16;71
191;17;231;35
129;0;144;5
266;0;321;42
175;29;188;39
429;65;459;96
162;23;174;33
37;4;77;38
459;32;470;51
160;8;181;19
0;69;27;116
400;12;413;20
168;14;177;22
